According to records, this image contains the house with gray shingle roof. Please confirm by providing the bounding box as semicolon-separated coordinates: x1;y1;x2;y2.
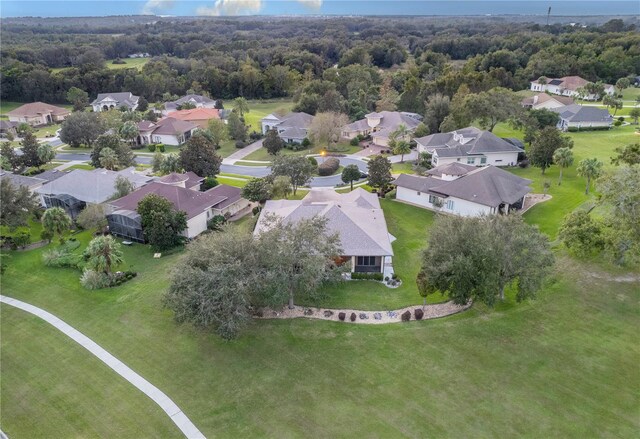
164;94;218;113
136;117;198;146
341;111;421;147
255;188;395;276
394;164;531;217
416;126;522;167
91;92;140;112
35;167;153;219
0;171;46;192
261;112;314;143
550;104;613;131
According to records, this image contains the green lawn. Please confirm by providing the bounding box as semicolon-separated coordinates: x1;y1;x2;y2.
244;99;295;132
234;160;271;166
65;164;96;171
51;58;149;74
391;161;416;174
243;142;361;162
34;124;61;138
1;227;638;437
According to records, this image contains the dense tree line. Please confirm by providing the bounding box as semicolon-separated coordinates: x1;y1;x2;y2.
2;17;637;109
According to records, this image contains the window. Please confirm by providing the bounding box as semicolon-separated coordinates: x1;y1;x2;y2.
428;195;437;204
456;158;461;162
356;256;376;266
417;191;421;196
480;157;487;164
467;157;475;164
495;159;502;163
446;200;455;210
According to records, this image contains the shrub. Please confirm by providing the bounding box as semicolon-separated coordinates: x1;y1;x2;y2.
252;206;262;216
80;269;111;290
202;176;218;190
157;144;165;152
307;156;318;167
207;215;227;231
147;144;156;152
350;137;359;146
350;272;384;281
318;157;340;176
618;116;625;122
13;231;30;248
235;140;247;148
350;312;356;322
338;312;346;321
391;273;398;280
414;308;424;320
518;159;530;168
401;310;411;322
301;137;311;148
249;131;262;140
614;120;622;127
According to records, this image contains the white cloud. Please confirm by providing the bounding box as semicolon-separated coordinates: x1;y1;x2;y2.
142;0;175;15
196;0;264;16
196;0;323;16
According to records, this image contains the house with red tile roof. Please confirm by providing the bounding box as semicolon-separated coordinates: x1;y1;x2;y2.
166;108;220;129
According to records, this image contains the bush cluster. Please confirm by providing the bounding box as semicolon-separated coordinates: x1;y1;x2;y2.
80;269;137;290
414;308;424;320
350;272;384;281
567;126;610;132
401;310;411;322
284;141;306;151
146;143;165;152
1;231;31;250
317;157;340;176
43;239;83;268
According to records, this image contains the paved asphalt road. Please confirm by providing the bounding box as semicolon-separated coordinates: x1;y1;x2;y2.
54;153;370;188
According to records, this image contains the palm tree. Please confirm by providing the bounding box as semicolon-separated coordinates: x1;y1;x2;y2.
42;207;72;243
84;235;124;275
37;143;55;170
393;140;411;163
576;158;603;195
553;147;574;185
232;97;250;118
99;147;119;170
119;121;139;146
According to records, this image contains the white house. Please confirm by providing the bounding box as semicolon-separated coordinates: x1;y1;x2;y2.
91;92;140;112
394;163;532;217
550;104;613;131
108;173;251;242
136;117;198;146
415;126;522;167
529;76;615;101
260;112;313;143
341;111;421;147
521;93;575;110
255;188;395;277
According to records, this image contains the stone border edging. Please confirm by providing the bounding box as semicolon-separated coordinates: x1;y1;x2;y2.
256;300;472;324
0;295;206;439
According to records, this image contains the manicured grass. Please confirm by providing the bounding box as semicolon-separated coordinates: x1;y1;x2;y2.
391;161;416;174
33;124;61;138
234;160;271;166
243;142;361;162
0;218;43;243
620;86;640;102
51;58;149;74
1;307;179;438
244;99;295;132
65;164;96;171
1;230;638;437
217;176;249;187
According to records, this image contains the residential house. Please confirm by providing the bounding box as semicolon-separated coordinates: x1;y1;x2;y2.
164;94;218;113
529;76;614;101
128;53;151;58
35;167;152;219
7;102;70;126
550;104;613;131
415;126;522;167
255;188;395;277
0;171;46;192
137;117;198;146
166;108;220;130
261;112;314;143
521;93;575;110
394;163;532;217
0;120;19;138
341;111;421;147
91;92;140;112
107;173;250;241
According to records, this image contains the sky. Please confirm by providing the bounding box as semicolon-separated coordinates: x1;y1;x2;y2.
1;0;638;18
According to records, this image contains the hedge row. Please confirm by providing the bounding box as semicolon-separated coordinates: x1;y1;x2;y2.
351;272;384;281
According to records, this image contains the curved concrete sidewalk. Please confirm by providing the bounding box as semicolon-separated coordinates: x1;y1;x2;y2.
0;295;205;439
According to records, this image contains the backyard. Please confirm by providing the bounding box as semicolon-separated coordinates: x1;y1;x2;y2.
1;215;638;437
